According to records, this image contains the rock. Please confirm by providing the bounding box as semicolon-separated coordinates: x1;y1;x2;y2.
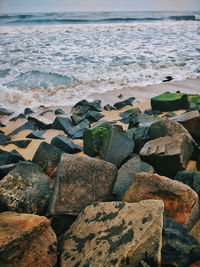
5;139;31;148
71;105;89;116
60;200;164;267
72;99;102;112
139;133;194;177
144;109;162;116
0;122;5;127
0;149;25;166
162;217;200;267
24;107;34;115
190;220;200;243
128;113;160;129
119;107;141;124
162;111;177;118
114;97;135;110
189;261;200;267
26;130;46;139
52;117;72;134
32;142;63;178
0;211;57;266
9;113;26;121
40;109;53;116
151;92;189;111
0;132;10;145
28;116;51;130
51;215;77;236
68;119;90;139
0;161;54;214
55;108;66;115
174;171;200;196
49;154;117;216
100;125;135;167
8;120;37;137
70;113;85;125
0;163;17;180
0;130;4;134
118;93;123;98
123;172;199;230
170;110;200;140
113;154;154;200
188;94;200;111
83;120;113;157
103;104;115;111
85;110;104;123
51;135;83;154
162;75;173;82
0;107;13;116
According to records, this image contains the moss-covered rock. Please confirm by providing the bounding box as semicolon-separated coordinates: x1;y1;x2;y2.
151;92;189;111
188;94;200;110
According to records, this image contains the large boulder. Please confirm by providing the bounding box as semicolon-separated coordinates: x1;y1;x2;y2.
162;217;200;267
139;133;194;177
123;172;199;230
68;119;90;139
0;161;54;214
49;154;117;216
113;154;154;200
119;107;141;124
32;142;63;178
60;200;164;267
174;171;200;196
151;92;189;111
51;134;83;154
0;211;57;267
51;117;72;134
170;110;200;140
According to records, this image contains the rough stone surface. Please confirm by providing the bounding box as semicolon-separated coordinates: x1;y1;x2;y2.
174;171;200;196
0;108;13;116
28;116;51;130
8;121;37;137
68;119;90;139
5;139;31;148
32;142;63;178
51;117;72;134
60;200;164;267
26;130;46;139
123;172;199;230
0;163;17;180
162;217;200;267
0;161;54;214
0;149;25;166
24;107;34;115
170;110;200;140
114;97;135;109
139;133;194;177
72;99;102;112
9;113;26;121
51;134;83;154
0;211;57;267
190;220;200;243
55;108;66;114
113;154;154;200
50;154;117;216
0;132;10;145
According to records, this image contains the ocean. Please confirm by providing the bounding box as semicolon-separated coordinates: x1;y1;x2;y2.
0;11;200;111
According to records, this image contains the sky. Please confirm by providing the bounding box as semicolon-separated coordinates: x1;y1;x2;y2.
0;0;200;13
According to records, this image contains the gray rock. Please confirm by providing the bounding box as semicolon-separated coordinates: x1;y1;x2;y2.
51;135;83;154
8;121;37;137
0;133;10;146
49;154;117;216
0;149;25;166
52;117;72;134
0;108;13;116
0;162;54;214
26;130;46;139
0;163;17;180
114;97;135;110
174;171;200;196
5;139;31;148
55;108;66;115
68;119;90;139
60;200;164;267
72;99;102;112
24;107;34;115
9;113;26;121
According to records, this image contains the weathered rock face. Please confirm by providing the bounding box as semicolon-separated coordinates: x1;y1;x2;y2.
162;217;200;267
139;133;194;177
119;107;141;124
114;96;135;109
174;171;200;196
190;220;200;243
52;117;72;134
32;142;63;178
151;92;189;111
51;134;83;154
0;161;54;214
72;99;102;112
113;154;154;200
68;119;90;139
49;154;117;216
0;149;25;166
0;132;10;145
0;163;17;180
0;211;57;267
60;200;164;267
26;130;46;139
170;110;200;140
5;139;31;148
123;172;199;230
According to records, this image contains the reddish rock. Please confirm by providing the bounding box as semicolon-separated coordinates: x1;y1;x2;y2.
189;261;200;267
123;172;199;230
0;211;57;267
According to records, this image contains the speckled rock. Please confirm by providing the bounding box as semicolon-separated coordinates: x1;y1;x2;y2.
140;133;194;177
0;161;54;214
49;154;117;216
123;172;199;230
0;211;57;267
60;200;164;267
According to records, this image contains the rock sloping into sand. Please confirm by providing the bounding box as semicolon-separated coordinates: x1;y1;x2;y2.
60;200;164;267
139;133;194;177
49;154;117;216
0;211;57;267
114;96;135;109
0;161;54;214
0;149;25;166
123;172;199;230
51;134;83;154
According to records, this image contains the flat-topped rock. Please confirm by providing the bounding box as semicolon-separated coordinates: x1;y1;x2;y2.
60;200;164;267
139;133;194;177
0;211;57;267
51;117;72;134
49;154;117;216
114;97;135;109
72;99;102;113
123;172;199;230
51;134;83;154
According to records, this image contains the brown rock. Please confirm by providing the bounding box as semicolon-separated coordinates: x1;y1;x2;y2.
49;154;117;216
60;200;164;267
0;211;57;267
189;261;200;267
139;133;194;177
190;220;200;243
123;172;199;230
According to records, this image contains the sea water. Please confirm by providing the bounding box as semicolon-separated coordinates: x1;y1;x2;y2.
0;11;200;110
